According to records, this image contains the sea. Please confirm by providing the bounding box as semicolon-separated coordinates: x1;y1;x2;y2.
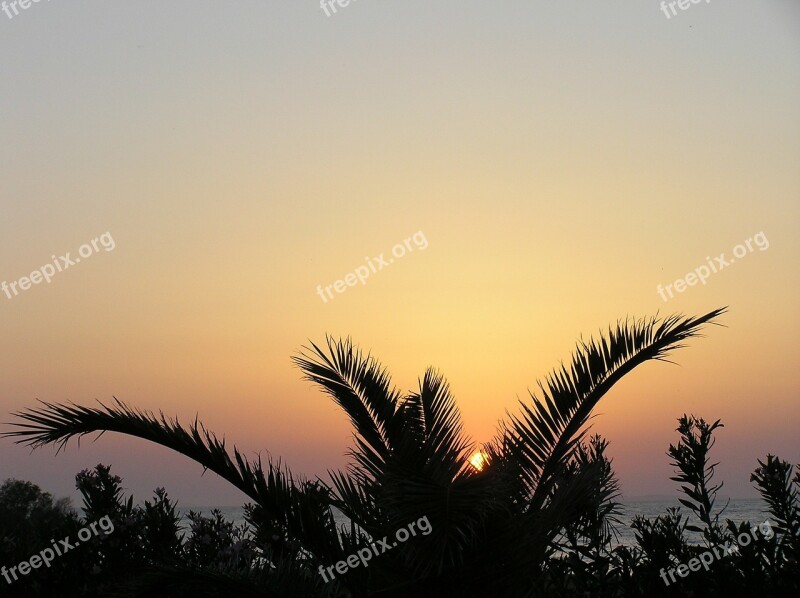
183;498;771;547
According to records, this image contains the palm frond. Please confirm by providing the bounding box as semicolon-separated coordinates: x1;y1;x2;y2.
395;369;474;481
2;399;343;562
293;336;404;479
500;308;726;512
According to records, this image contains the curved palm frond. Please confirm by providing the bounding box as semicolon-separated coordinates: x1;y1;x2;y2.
395;369;474;481
1;399;343;563
498;308;726;513
293;336;404;480
295;339;490;579
2;309;728;596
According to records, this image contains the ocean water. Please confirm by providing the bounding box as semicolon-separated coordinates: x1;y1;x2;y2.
613;498;769;546
184;498;771;547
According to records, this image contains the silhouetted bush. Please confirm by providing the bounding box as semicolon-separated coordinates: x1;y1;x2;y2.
4;312;798;595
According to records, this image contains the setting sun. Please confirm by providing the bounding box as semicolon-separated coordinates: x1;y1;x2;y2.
469;451;489;471
1;2;798;596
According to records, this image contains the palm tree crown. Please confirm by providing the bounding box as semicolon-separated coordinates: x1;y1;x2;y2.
3;308;725;596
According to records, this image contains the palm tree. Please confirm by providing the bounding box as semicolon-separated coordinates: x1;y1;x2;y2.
3;308;725;597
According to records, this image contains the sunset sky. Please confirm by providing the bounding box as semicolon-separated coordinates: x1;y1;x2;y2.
1;1;798;507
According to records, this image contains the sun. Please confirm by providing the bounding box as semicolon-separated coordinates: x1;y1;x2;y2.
469;450;489;471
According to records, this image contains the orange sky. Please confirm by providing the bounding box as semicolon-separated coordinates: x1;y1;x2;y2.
1;1;799;506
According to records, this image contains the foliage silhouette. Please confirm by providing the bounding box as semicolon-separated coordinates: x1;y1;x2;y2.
16;309;798;597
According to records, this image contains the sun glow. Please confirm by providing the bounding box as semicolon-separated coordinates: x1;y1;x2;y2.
469;451;489;471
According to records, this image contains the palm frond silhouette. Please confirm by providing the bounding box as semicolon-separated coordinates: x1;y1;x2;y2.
3;308;725;596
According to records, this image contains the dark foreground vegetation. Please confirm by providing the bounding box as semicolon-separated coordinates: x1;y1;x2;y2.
2;309;798;596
